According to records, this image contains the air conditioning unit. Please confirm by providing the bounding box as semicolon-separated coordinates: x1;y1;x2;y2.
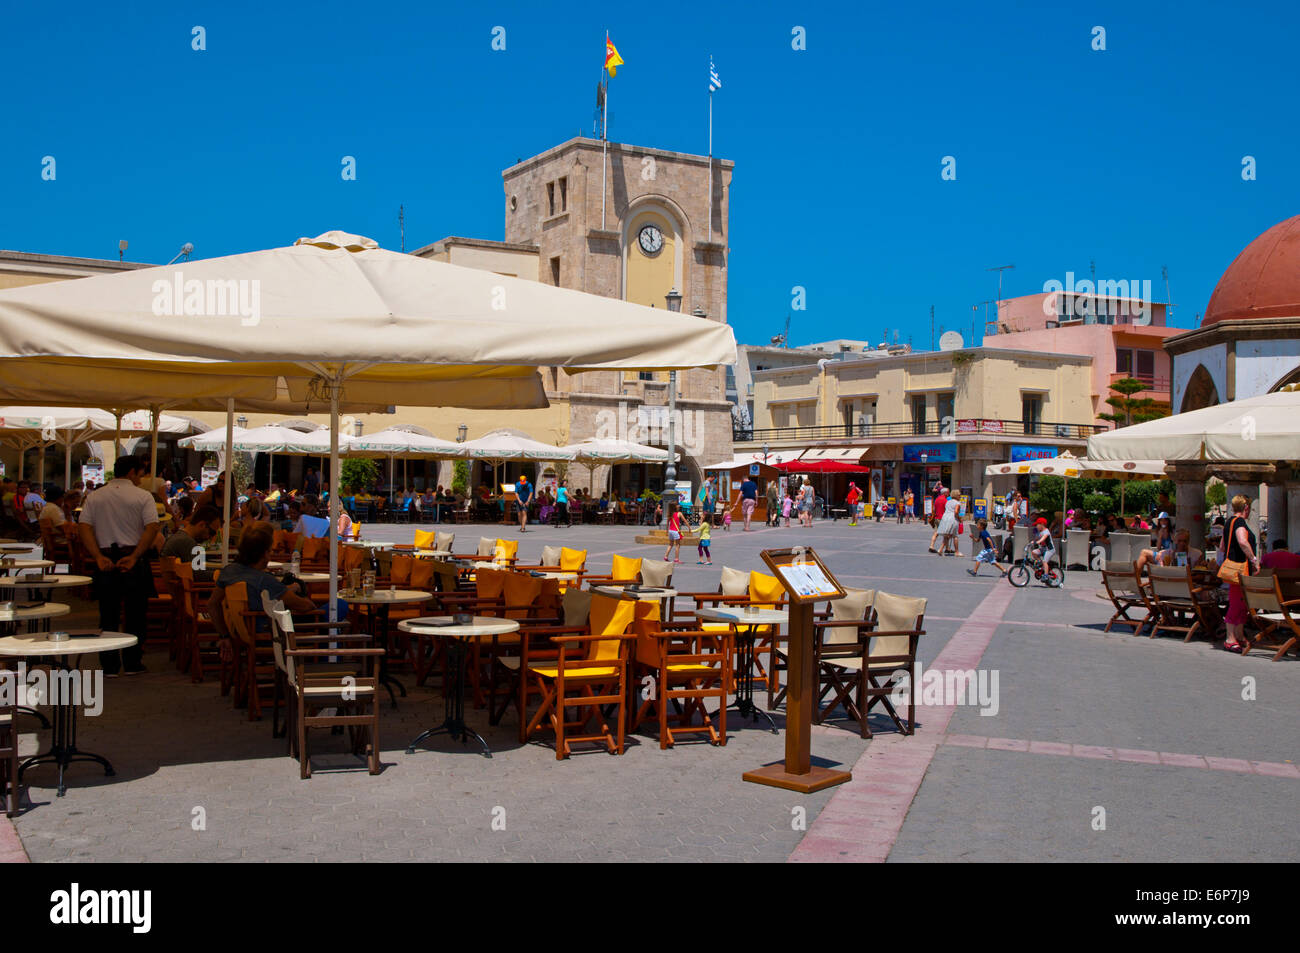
1055;424;1071;438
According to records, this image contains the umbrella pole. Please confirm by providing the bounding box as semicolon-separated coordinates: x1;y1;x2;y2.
64;437;72;490
114;410;122;460
1061;476;1068;581
328;384;339;625
222;400;234;565
1120;480;1126;517
149;403;160;483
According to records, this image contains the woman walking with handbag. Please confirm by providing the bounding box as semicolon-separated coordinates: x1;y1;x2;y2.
1218;494;1260;653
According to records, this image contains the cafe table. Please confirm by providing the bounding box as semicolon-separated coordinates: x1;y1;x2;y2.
344;589;432;707
0;601;71;635
0;544;38;553
413;549;452;559
266;563;331;584
694;606;787;731
398;615;519;759
0;558;55;577
0;629;136;796
0;575;92;602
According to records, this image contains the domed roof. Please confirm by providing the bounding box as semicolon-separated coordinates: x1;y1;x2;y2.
1203;214;1300;326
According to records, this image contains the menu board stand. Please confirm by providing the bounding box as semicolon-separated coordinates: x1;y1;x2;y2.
744;547;852;793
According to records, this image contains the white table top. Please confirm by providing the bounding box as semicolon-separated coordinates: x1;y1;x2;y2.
0;559;55;571
344;541;392;550
0;602;72;624
594;585;677;601
413;549;452;558
0;544;38;553
0;574;93;589
344;588;431;605
0;630;137;656
398;615;520;639
695;606;788;625
533;570;579;580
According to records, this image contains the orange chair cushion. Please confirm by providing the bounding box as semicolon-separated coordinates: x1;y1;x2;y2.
301;538;328;562
611;554;642;581
414;529;437;550
390;554;413;585
559;547;587;572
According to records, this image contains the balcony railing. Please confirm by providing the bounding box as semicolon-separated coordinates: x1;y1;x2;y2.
1109;372;1170;393
734;418;1106;443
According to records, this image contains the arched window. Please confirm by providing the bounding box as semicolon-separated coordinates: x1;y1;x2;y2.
1181;364;1220;413
1269;363;1300;393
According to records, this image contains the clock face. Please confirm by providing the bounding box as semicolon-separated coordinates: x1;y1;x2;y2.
638;224;664;255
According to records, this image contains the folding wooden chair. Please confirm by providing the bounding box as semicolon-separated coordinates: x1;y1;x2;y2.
630;600;730;749
222;582;277;720
1146;565;1220;642
521;593;635;759
0;668;18;816
813;591;925;738
1241;573;1300;660
1101;567;1154;635
812;588;877;737
263;592;383;778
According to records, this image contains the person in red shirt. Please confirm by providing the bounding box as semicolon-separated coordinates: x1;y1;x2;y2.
1261;539;1300;570
663;505;684;563
928;486;948;553
846;481;862;526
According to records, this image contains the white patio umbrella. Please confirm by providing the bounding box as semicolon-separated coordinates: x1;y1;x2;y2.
350;428;464;503
1087;392;1300;463
0;230;736;623
459;429;575;498
563;437;673;495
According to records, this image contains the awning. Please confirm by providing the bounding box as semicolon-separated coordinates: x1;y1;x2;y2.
776;459;871;474
799;446;870;463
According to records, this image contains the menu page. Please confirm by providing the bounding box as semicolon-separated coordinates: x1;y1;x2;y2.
775;561;839;598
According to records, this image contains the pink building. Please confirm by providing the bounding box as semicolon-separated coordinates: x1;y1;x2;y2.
991;290;1182;425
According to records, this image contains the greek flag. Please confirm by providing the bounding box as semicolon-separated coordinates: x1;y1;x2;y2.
709;58;721;92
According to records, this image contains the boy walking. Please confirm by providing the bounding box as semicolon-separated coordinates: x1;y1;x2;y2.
967;519;1007;577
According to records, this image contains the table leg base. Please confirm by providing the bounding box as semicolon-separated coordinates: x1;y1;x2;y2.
406;721;492;758
19;748;115;798
743;762;851;793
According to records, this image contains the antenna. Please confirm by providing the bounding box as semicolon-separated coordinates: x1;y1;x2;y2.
399;204;405;253
166;243;193;265
987;264;1014;329
1162;265;1172;323
118;239;128;262
930;305;935;351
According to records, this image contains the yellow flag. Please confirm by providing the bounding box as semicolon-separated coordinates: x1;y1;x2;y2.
605;36;624;77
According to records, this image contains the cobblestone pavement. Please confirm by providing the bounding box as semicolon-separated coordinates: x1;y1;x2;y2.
9;516;1297;861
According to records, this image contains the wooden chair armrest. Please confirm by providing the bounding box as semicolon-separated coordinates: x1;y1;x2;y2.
552;633;636;644
286;647;386;657
516;625;589;636
813;620;873;628
865;628;925;637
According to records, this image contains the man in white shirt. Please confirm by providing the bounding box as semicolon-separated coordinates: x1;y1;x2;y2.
38;488;67;529
79;455;161;676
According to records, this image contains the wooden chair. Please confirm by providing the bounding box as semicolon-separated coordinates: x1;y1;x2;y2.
173;561;225;684
270;529;301;558
222;582;277;721
1146;565;1220;642
300;537;330;568
1101;567;1154;635
1240;573;1300;660
630;600;730;749
815;591;926;738
263;592;383;778
521;593;636;759
413;529;438;550
582;554;642;588
0;668;18;816
812;588;877;736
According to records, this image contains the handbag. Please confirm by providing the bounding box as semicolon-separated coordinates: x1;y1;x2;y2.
1216;517;1250;585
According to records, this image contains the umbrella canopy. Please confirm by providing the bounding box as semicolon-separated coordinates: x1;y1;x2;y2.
179;424;316;453
1087;392;1300;462
562;438;673;464
774;458;870;474
458;430;575;464
351;427;463;457
0;231;735;407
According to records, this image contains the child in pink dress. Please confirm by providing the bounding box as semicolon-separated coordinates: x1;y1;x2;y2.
782;493;793;527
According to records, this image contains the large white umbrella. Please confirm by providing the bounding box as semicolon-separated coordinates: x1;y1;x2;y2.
0;231;736;622
1087;392;1300;462
350;428;464;503
563;438;674;495
459;429;575;498
180;424;307;453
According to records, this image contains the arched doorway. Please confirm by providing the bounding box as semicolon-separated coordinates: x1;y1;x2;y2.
1269;364;1300;393
1181;364;1220;413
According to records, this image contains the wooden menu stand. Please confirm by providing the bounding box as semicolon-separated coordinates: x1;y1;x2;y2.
743;547;852;793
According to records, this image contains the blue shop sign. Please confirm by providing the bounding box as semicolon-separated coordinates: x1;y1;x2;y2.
902;444;957;464
1009;445;1058;462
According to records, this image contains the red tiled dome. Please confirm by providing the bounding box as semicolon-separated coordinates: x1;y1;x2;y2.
1203;214;1300;325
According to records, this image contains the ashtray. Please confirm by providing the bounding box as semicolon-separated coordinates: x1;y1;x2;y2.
452;612;473;626
49;630;70;642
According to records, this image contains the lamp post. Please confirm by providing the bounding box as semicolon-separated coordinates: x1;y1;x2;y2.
919;453;928;523
236;415;248;430
662;289;683;515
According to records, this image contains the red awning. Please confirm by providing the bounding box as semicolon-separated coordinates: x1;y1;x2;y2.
773;459;871;474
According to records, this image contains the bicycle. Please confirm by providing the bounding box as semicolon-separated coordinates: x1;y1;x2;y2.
1008;543;1063;588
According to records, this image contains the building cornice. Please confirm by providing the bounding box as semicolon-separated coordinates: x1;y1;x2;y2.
1163;317;1300;354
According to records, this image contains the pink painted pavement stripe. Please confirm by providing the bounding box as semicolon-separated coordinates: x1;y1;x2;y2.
0;818;28;863
937;734;1299;780
789;582;1017;863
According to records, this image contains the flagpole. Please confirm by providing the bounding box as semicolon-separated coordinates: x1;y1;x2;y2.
707;61;713;244
601;31;609;230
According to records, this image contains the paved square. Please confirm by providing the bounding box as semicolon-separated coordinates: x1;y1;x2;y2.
8;516;1297;862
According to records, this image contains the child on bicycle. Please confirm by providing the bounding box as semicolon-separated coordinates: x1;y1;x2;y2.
967;519;1007;577
1031;516;1055;566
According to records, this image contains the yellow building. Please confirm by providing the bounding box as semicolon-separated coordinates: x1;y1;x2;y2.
740;345;1099;505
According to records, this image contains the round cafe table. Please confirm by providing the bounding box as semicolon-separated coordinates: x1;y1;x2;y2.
0;575;92;603
0;559;55;577
0;544;38;553
695;606;787;731
0;601;71;635
345;589;432;707
0;630;137;797
413;549;452;559
398;615;519;759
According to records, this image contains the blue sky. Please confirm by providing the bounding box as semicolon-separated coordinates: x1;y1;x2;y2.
2;1;1296;348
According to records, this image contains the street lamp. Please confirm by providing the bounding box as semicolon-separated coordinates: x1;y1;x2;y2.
662;289;683;514
354;420;363;437
457;423;467;443
236;415;248;430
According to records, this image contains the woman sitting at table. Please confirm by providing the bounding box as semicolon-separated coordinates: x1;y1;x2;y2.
1136;528;1204;574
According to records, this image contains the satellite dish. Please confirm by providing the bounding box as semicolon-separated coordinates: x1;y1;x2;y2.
939;330;965;351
